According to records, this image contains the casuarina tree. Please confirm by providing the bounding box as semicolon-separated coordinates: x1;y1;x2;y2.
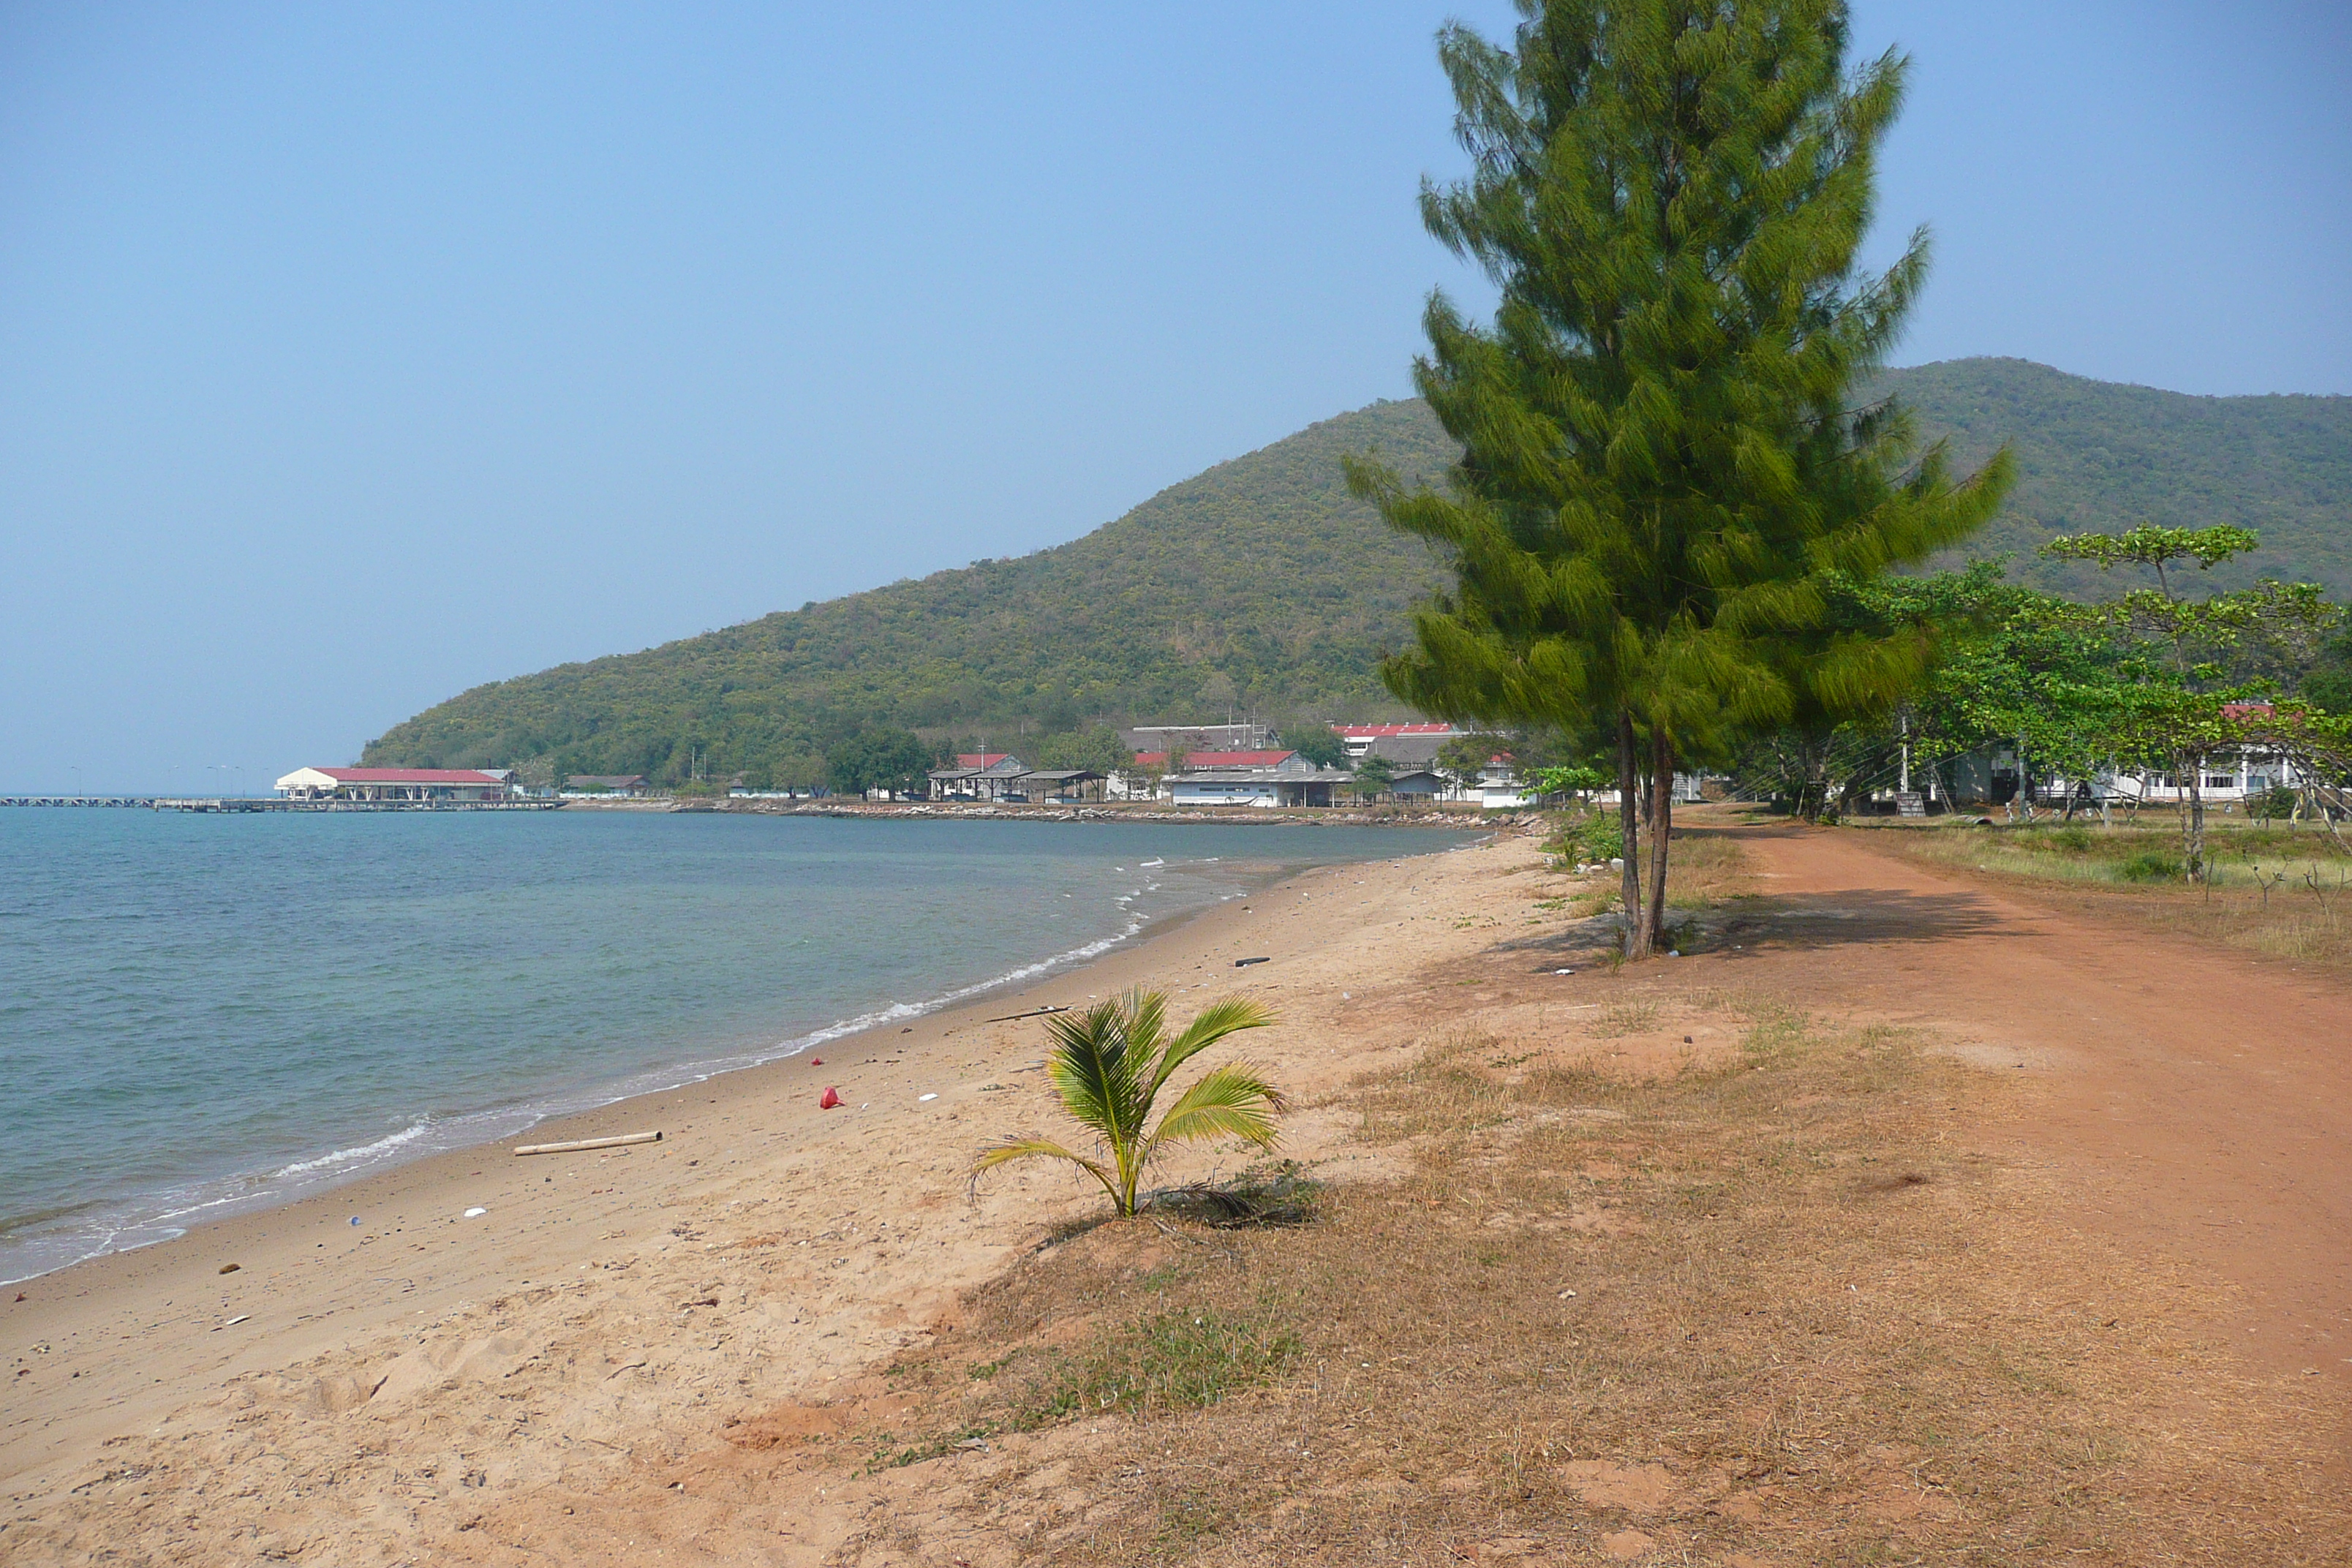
1347;0;2011;955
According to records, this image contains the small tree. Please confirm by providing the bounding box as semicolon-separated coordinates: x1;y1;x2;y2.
1352;753;1397;802
2042;524;2341;879
974;992;1284;1218
825;727;933;799
1036;724;1134;777
1436;733;1502;798
1283;725;1350;769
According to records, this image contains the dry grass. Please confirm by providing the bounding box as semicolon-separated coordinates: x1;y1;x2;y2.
1891;819;2352;972
832;1001;2342;1565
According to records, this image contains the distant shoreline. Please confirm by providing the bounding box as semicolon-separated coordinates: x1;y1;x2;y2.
586;796;1531;829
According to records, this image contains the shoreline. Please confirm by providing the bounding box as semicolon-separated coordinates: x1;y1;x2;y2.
2;824;1484;1289
2;829;1513;1504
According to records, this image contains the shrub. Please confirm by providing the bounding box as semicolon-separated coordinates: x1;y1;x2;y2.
2117;849;2185;883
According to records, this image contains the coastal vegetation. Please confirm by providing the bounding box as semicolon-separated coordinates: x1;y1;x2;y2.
1736;527;2352;878
975;991;1286;1219
1351;0;2010;955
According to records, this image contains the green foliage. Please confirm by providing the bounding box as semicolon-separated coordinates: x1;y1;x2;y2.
1031;724;1133;776
1557;813;1624;864
1350;753;1397;796
1280;724;1349;768
1526;762;1607;799
2117;849;2186;883
973;990;1285;1218
1352;0;2009;957
823;727;933;797
1041;1303;1301;1420
1434;733;1501;791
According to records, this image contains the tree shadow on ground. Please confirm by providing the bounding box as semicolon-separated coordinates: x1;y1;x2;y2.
1496;886;2017;967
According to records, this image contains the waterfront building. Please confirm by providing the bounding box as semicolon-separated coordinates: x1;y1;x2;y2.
274;767;516;803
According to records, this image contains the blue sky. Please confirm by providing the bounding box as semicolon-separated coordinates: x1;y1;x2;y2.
3;1;2346;792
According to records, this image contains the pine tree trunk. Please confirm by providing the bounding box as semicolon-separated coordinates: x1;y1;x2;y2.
1797;734;1828;822
1616;714;1648;960
1643;731;1675;956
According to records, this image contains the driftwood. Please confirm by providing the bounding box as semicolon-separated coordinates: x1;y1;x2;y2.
513;1131;663;1157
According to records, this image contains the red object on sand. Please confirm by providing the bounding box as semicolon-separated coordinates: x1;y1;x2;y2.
809;1057;823;1066
819;1087;842;1109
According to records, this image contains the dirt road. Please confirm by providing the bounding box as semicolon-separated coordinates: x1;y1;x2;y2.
1723;820;2350;1396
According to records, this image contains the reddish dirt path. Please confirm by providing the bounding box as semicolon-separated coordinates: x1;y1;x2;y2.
1719;821;2351;1400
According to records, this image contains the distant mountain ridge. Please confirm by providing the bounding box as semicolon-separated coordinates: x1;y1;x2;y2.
364;359;2351;787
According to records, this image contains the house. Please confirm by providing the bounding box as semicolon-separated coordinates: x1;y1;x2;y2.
1385;767;1450;800
276;766;516;803
926;753;1033;802
1466;752;1527;808
1167;763;1354;807
1111;749;1308;800
562;774;651;797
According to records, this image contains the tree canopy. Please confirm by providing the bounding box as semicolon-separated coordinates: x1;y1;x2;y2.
1352;0;2010;954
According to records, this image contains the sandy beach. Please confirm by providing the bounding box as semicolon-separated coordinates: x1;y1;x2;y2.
3;826;1529;1563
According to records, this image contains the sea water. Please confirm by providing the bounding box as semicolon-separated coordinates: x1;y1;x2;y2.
0;808;1471;1281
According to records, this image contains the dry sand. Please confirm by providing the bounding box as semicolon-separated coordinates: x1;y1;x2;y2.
2;828;1534;1563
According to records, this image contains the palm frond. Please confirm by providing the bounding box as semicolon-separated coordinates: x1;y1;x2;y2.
1145;1062;1289;1158
1044;1001;1146;1145
971;1136;1123;1209
1148;995;1278;1097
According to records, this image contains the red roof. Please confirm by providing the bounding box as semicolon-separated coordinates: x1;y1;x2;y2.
1338;723;1458;739
314;767;508;785
954;753;1013;769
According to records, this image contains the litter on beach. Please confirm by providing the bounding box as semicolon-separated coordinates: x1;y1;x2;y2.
463;1207;487;1218
918;1093;938;1102
984;1004;1071;1023
1235;956;1270;968
513;1130;663;1157
819;1087;842;1109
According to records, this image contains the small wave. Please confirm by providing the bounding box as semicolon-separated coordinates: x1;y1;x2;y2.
271;1120;435;1177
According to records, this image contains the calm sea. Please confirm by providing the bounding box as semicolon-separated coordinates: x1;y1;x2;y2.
0;809;1471;1281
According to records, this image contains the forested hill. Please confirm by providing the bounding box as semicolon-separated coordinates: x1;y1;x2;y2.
364;359;2351;787
1880;358;2352;598
363;399;1460;786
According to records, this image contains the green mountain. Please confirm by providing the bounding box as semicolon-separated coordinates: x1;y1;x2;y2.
1880;358;2352;597
364;399;1460;788
364;359;2350;787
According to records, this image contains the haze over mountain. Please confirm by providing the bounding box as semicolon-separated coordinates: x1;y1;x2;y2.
364;359;2351;788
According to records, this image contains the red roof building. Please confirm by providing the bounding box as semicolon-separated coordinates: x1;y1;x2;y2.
275;766;515;802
